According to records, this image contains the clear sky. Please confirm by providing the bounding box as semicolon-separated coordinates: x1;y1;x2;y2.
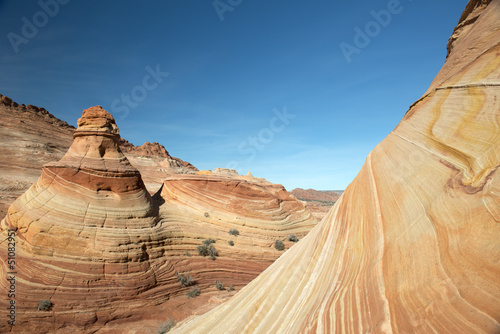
0;0;468;191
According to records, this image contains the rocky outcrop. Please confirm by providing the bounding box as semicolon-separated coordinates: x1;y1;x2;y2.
446;0;491;58
120;140;198;171
0;106;317;332
0;96;75;219
0;96;196;218
435;0;495;91
172;1;500;333
212;168;239;176
160;174;316;241
0;93;74;129
0;106;165;331
121;140;198;194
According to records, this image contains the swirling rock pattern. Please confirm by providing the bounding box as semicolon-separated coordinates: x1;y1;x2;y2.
172;1;500;333
159;174;316;245
0;106;317;332
0;106;166;331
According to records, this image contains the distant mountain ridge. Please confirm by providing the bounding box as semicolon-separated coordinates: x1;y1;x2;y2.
291;188;342;202
290;188;343;221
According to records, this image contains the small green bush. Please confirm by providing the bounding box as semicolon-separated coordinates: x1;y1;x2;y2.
228;229;239;236
185;251;191;257
275;240;285;251
176;272;194;287
204;212;210;218
198;240;218;260
202;239;216;246
197;244;209;256
38;300;52;311
227;285;235;292
228;240;234;246
208;245;218;260
288;234;299;242
187;287;200;298
157;319;175;334
215;281;224;290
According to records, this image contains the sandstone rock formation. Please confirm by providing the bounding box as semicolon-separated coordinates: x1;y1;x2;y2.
119;139;197;170
172;1;500;333
0;106;317;332
197;168;273;183
0;96;196;218
0;106;164;331
160;174;316;244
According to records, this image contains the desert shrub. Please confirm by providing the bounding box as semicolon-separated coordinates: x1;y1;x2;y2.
208;245;218;260
157;319;176;334
288;234;299;242
185;251;191;257
228;229;239;236
228;240;234;246
202;239;216;246
275;240;285;251
227;285;235;292
186;287;200;298
204;212;210;218
197;244;218;260
38;300;52;311
215;281;224;290
197;244;209;256
176;272;194;287
198;240;218;260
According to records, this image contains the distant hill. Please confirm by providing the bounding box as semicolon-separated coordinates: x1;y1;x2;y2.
290;188;343;220
291;188;342;203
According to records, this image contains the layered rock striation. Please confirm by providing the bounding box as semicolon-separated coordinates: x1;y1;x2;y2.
0;106;317;332
160;174;316;246
172;1;500;333
0;106;168;330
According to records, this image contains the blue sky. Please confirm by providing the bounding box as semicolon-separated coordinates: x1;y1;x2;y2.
0;0;468;190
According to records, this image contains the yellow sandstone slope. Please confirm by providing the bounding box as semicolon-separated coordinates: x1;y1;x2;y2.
172;1;500;333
